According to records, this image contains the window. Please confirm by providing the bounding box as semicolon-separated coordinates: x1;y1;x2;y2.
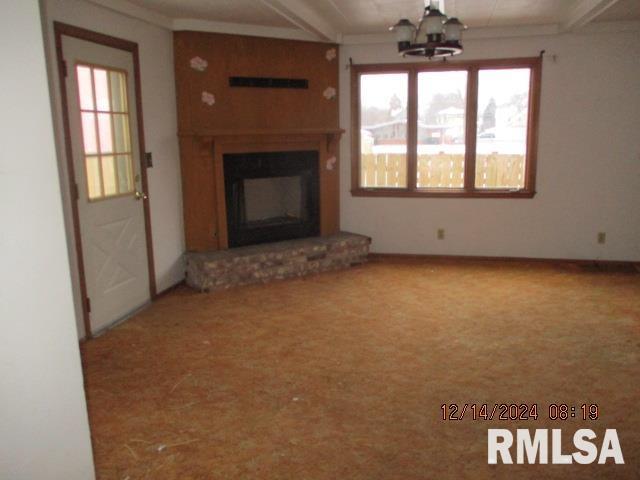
351;58;541;198
417;70;467;189
359;73;408;188
76;64;135;201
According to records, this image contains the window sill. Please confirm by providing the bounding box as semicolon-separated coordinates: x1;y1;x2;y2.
350;188;536;199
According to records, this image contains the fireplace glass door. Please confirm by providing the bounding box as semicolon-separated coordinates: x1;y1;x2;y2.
224;151;320;247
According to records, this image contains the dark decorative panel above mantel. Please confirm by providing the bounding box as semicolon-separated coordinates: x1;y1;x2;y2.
173;32;339;134
229;76;309;89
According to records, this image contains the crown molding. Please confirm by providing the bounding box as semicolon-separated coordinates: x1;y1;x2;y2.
84;0;172;29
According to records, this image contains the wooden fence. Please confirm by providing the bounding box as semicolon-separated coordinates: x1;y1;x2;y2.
360;153;525;189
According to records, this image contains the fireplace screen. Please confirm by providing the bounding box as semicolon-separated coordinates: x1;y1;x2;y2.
243;176;303;227
224;151;319;247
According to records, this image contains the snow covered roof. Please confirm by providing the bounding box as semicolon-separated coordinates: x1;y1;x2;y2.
437;107;465;115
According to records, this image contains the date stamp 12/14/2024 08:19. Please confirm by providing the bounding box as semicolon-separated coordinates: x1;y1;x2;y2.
440;404;625;465
441;403;599;421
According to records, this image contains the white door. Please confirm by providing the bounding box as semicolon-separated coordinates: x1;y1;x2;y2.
62;36;150;334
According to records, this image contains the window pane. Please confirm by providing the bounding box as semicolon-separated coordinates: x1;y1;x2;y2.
360;73;408;188
417;70;467;189
76;66;94;110
81;112;97;154
85;156;102;199
116;155;134;193
113;114;131;153
97;113;113;154
475;68;530;189
109;71;128;112
102;156;117;196
93;68;110;111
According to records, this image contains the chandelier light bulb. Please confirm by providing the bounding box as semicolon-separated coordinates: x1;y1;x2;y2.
444;17;466;43
425;7;446;36
390;19;416;46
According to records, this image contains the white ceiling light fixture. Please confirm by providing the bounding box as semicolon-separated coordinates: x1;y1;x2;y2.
390;0;467;59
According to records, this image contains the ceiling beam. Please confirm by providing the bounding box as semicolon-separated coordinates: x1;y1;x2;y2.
258;0;339;42
562;0;621;31
172;19;318;42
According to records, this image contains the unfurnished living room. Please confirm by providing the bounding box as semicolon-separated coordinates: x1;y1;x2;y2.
2;0;640;479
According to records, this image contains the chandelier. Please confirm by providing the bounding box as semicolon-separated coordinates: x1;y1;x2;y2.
390;1;467;59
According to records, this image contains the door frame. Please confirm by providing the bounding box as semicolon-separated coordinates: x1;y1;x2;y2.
54;22;157;338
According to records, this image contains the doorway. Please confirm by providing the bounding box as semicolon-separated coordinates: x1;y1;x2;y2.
55;23;156;337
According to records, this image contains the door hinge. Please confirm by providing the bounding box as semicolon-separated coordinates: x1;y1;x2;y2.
85;297;91;313
72;182;79;200
62;60;68;78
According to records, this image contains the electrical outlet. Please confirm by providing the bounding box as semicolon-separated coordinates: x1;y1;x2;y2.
437;228;445;240
597;232;606;244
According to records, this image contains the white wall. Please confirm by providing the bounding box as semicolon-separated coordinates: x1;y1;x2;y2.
41;0;184;336
340;28;640;261
0;1;95;478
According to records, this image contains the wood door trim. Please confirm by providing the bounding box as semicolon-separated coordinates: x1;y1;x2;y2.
54;21;157;338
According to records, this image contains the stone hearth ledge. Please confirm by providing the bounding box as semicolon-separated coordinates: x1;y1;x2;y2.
185;232;371;292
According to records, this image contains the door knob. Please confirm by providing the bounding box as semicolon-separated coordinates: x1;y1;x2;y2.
135;190;148;200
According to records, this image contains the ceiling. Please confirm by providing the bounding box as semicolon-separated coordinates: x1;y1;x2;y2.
307;0;577;34
105;0;640;40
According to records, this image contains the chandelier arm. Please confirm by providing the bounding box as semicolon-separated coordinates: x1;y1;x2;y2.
414;8;427;44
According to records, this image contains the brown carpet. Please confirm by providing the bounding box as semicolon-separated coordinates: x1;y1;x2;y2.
81;258;640;479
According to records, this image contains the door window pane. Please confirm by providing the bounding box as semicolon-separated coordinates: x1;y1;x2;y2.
101;156;117;196
93;68;110;111
113;114;131;153
76;64;135;200
475;68;531;189
109;71;128;112
86;156;102;200
77;65;94;110
81;112;97;154
97;113;113;153
360;73;408;188
116;155;134;193
417;70;467;188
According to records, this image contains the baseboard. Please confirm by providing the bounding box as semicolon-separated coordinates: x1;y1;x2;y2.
78;281;186;343
368;252;640;268
154;279;186;299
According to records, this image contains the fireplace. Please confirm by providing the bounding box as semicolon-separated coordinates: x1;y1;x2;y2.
223;150;320;247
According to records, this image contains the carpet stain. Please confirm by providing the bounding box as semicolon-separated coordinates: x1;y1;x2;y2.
81;258;640;479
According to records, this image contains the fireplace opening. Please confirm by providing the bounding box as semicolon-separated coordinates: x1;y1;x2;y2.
224;151;319;247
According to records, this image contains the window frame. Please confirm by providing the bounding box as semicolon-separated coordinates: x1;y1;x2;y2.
75;61;136;202
350;57;542;198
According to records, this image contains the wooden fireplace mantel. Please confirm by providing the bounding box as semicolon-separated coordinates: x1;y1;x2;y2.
179;128;344;158
179;128;344;138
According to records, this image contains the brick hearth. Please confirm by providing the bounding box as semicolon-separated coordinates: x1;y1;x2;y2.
185;232;371;292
